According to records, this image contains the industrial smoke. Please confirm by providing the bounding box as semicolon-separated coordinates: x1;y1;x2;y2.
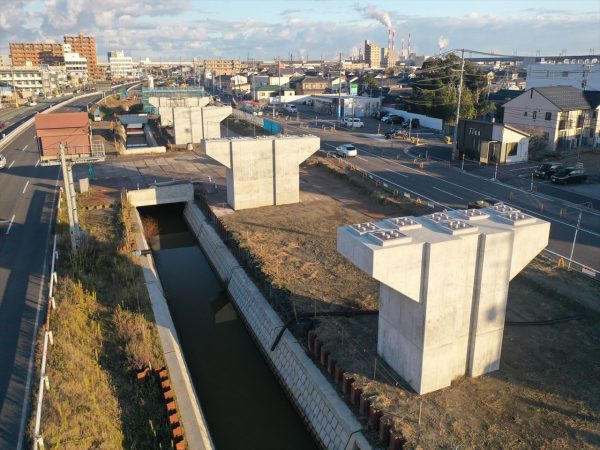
438;35;449;53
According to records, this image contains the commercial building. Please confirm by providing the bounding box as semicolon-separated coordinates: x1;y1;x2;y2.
503;86;600;150
203;59;244;77
108;51;134;79
64;33;101;79
311;94;380;117
456;119;530;163
10;41;64;66
364;40;381;68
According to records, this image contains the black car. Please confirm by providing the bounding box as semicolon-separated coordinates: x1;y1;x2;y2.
409;118;420;129
389;115;405;125
467;198;501;209
533;162;562;179
550;167;588;184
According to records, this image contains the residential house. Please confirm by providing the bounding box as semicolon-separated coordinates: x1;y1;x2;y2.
295;76;330;95
503;86;599;151
254;85;295;102
457;119;530;163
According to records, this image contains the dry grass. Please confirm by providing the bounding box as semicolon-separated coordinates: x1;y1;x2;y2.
29;195;172;449
213;157;600;449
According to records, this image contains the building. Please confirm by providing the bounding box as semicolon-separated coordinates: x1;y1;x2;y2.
364;40;381;68
503;86;600;151
108;51;134;79
254;85;295;102
526;63;600;91
35;112;91;161
295;76;330;95
203;59;244;77
10;41;64;66
64;33;100;79
0;65;63;97
62;44;88;82
0;55;11;66
457;119;530;163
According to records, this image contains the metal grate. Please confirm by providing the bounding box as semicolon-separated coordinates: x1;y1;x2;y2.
498;211;537;226
426;212;452;223
438;219;478;235
489;203;517;213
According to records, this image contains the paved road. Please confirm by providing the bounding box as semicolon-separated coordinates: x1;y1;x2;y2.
258;108;600;273
0;95;101;449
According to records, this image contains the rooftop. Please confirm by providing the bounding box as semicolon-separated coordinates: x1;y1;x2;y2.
533;86;591;111
35;112;89;129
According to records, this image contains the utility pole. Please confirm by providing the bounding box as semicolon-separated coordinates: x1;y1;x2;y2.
59;144;80;250
568;212;582;270
338;52;342;124
451;48;466;161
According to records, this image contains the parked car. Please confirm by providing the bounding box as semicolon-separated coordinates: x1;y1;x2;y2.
381;114;400;124
467;198;501;209
409;118;420;129
376;111;390;120
27;100;37;106
0;122;5;130
551;167;588;184
335;144;358;157
342;117;364;128
389;115;405;125
533;162;562;179
385;129;408;139
0;154;6;169
283;104;298;113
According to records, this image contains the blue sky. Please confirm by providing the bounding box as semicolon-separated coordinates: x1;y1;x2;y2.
1;0;599;61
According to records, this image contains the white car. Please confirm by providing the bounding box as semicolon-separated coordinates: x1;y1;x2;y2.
283;104;298;113
342;117;364;128
0;154;6;169
335;144;358;157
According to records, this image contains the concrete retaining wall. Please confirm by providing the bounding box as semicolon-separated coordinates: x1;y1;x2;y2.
131;208;214;450
382;107;443;131
183;202;371;450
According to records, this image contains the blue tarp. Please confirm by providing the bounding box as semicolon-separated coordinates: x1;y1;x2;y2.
263;119;282;134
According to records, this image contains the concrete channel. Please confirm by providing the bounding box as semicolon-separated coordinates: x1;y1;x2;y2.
127;183;371;450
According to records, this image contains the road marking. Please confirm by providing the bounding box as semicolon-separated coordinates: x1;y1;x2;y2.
509;166;535;172
383;167;408;178
22;180;29;194
5;214;15;234
22;145;28;151
433;186;464;200
357;156;368;161
9;160;15;169
35;159;40;168
17;167;60;450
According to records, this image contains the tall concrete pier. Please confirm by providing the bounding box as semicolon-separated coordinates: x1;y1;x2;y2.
337;205;550;394
201;135;320;210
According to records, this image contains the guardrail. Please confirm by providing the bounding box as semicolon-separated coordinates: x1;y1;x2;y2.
32;188;61;450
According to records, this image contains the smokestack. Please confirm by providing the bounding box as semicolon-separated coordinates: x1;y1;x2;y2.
408;33;412;56
392;30;396;52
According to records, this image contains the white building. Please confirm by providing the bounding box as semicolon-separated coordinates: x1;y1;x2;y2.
62;44;88;82
0;65;63;97
108;50;134;79
526;63;600;91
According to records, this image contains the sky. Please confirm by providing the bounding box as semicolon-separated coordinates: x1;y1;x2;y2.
1;0;599;62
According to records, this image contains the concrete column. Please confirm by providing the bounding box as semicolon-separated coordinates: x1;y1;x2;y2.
338;206;550;394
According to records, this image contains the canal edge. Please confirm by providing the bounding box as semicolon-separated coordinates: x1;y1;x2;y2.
131;205;216;450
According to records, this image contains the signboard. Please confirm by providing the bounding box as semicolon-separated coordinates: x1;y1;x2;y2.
350;83;358;96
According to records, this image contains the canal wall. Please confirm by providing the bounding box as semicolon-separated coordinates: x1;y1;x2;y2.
184;202;371;450
130;206;215;450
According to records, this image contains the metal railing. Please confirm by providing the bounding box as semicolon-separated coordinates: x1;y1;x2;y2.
32;189;61;450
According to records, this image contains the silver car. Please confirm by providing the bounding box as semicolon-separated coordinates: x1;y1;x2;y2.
0;154;6;169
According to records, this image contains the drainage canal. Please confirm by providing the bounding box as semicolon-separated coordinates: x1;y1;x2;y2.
138;203;317;450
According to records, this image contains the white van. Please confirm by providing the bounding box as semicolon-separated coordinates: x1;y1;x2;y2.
342;117;364;128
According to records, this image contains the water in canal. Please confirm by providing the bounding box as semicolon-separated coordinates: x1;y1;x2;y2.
138;204;317;450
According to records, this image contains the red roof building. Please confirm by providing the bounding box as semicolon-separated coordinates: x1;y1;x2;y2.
35;112;91;160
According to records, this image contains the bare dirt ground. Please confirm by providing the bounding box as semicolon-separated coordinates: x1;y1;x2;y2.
213;156;600;449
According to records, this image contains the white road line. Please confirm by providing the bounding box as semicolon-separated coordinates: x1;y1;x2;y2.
383;167;408;178
509;166;535;172
9;160;15;169
17;168;60;450
356;156;368;161
22;145;28;151
35;159;40;167
22;180;30;194
433;186;464;200
5;214;15;234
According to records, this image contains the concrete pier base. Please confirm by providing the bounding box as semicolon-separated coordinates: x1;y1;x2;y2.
338;206;550;394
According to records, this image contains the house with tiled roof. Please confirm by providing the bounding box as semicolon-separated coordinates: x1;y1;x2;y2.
503;86;600;150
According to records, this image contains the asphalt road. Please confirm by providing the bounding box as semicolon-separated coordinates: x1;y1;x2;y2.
255;105;600;273
0;95;101;450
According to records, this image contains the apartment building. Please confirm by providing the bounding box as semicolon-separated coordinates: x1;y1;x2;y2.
204;59;244;77
0;65;63;97
63;44;87;81
64;33;101;79
503;86;600;150
364;40;381;68
10;41;64;66
108;51;134;79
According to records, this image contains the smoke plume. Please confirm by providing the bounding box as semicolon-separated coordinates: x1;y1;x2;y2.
438;35;449;51
356;4;392;30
